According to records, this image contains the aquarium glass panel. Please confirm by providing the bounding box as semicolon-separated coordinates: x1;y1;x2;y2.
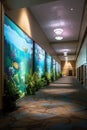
35;43;45;77
46;53;52;74
4;15;33;93
56;62;59;73
58;64;61;72
53;59;56;80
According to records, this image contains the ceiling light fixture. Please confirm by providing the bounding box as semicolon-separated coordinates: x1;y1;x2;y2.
64;51;67;56
54;28;63;35
70;8;74;11
55;36;63;40
65;56;68;61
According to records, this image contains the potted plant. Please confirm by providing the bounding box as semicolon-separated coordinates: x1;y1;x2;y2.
37;77;46;89
45;72;51;85
33;72;39;91
51;70;55;82
25;72;35;95
4;75;20;112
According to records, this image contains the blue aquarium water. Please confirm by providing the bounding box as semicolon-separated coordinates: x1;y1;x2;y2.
46;53;52;74
58;64;61;72
56;62;59;73
35;43;45;77
53;59;56;80
4;15;33;94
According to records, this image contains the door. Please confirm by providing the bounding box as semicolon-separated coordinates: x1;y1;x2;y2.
69;70;72;76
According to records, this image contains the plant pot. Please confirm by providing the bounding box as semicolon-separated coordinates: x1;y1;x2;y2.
3;95;17;112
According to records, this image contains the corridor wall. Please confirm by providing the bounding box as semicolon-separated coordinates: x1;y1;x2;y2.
6;7;60;63
76;32;87;87
76;36;87;68
76;2;87;87
4;15;60;97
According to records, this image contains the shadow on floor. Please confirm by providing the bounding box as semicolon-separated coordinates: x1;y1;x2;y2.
0;76;87;130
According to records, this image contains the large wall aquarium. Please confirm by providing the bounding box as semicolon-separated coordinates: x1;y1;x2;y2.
53;59;56;80
46;53;52;74
4;15;33;95
56;62;59;73
35;43;45;77
58;64;61;72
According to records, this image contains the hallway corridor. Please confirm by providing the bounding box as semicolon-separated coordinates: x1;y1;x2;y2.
0;76;87;130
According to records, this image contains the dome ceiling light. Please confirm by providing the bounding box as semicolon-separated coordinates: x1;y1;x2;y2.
54;28;63;35
70;8;74;11
55;36;63;40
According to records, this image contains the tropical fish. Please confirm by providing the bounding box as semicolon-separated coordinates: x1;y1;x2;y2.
9;66;14;76
31;47;33;51
22;46;28;52
11;52;16;59
13;62;19;69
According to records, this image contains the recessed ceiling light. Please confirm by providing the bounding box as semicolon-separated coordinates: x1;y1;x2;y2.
54;28;63;35
64;51;67;56
65;56;68;61
55;36;63;40
70;8;74;11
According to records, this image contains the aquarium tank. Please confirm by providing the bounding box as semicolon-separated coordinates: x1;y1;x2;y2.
56;62;59;73
34;43;45;77
58;64;61;72
53;59;56;80
46;53;52;75
4;15;33;95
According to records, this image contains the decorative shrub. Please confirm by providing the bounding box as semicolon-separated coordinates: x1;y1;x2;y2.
4;75;20;112
25;71;36;95
44;72;51;85
50;70;55;82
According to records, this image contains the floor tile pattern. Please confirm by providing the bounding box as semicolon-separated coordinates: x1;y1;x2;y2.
0;76;87;130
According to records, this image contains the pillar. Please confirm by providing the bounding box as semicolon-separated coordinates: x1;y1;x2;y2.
0;1;4;111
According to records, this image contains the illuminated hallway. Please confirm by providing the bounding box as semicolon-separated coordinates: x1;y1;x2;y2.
1;76;87;130
0;1;87;129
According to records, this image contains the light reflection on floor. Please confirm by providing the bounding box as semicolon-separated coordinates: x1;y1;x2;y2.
1;77;87;129
41;88;78;94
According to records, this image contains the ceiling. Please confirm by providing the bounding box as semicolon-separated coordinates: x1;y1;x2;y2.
3;0;86;61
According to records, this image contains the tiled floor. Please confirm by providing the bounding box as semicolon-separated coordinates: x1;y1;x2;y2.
0;76;87;130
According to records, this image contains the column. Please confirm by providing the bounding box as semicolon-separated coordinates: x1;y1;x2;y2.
0;1;4;111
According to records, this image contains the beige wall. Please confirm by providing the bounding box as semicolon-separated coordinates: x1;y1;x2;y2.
6;8;60;63
76;35;87;68
61;61;76;76
0;2;4;110
76;1;87;79
76;2;87;56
